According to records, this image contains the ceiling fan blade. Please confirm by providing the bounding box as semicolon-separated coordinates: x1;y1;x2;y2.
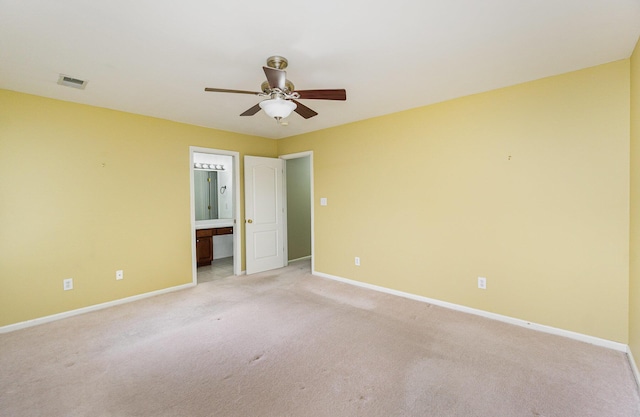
204;88;261;95
240;103;262;116
296;89;347;100
292;100;318;119
263;66;286;90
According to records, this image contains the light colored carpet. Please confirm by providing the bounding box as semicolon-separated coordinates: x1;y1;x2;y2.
1;260;639;416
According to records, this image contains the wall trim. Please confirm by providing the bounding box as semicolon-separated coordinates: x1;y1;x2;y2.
288;255;312;263
0;283;195;334
313;270;628;352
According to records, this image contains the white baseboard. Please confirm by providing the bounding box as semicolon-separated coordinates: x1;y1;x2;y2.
3;267;635;363
0;282;196;334
289;255;312;263
313;270;628;352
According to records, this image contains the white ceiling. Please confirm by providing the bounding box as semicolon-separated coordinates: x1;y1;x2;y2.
1;1;639;139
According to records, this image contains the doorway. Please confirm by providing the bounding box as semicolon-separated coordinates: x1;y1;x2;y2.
190;147;241;284
242;151;314;275
282;152;314;271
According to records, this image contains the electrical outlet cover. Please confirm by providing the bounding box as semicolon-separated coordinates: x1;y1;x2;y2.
478;276;487;289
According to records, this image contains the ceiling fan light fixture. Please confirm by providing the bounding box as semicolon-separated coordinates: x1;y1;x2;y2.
259;98;296;121
204;56;345;122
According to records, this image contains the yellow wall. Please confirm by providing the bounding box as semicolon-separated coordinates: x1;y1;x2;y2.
1;58;634;344
0;90;277;326
630;38;640;368
278;60;631;342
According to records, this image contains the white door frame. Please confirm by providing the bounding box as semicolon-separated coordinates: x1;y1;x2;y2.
189;146;241;283
280;151;314;273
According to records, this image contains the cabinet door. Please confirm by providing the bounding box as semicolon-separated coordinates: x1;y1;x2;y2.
196;230;213;266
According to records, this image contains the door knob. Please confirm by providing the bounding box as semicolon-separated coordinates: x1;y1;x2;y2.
247;219;253;224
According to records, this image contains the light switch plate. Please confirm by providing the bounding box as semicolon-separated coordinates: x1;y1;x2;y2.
320;198;327;206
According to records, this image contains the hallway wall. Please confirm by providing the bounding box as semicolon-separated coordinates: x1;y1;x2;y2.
286;156;312;261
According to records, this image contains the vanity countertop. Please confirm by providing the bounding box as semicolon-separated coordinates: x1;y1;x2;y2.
195;220;234;230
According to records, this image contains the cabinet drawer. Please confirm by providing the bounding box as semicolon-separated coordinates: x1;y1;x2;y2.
215;227;233;235
196;228;214;238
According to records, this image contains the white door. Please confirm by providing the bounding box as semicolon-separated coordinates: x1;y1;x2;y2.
244;156;285;274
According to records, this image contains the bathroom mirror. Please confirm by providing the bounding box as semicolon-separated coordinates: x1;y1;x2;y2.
194;170;219;220
193;153;234;221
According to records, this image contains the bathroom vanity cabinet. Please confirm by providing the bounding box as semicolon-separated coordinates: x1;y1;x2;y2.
196;227;233;266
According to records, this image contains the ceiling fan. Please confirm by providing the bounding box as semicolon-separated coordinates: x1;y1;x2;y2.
204;56;346;122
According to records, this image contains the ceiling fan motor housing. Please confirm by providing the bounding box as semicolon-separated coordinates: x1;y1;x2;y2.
266;56;288;70
261;80;295;94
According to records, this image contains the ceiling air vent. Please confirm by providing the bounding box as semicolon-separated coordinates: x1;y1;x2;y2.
57;74;88;89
